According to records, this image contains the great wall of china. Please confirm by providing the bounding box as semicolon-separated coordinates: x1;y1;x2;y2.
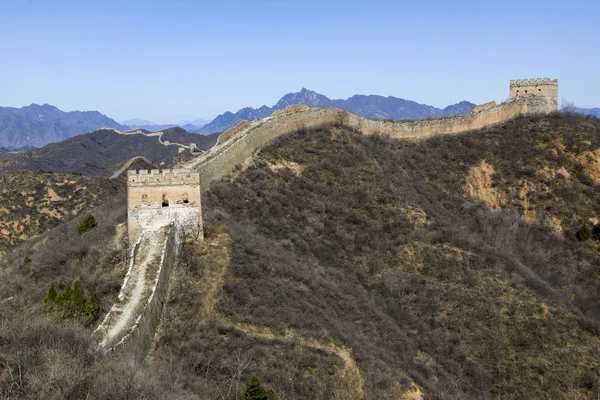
186;78;558;187
103;127;200;153
95;78;558;355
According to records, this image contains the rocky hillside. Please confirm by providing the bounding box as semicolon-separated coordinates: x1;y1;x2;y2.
0;171;122;256
3;114;600;399
0;127;219;176
197;87;475;134
159;113;600;398
0;104;126;149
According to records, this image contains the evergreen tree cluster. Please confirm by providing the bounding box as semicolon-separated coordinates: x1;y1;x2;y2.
238;376;278;400
44;280;100;326
77;214;98;235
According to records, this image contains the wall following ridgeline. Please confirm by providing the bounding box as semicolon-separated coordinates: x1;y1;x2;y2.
471;101;497;114
186;92;557;189
112;79;558;358
101;224;177;358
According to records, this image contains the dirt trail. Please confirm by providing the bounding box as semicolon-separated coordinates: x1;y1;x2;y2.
224;319;365;398
98;228;166;348
194;233;365;398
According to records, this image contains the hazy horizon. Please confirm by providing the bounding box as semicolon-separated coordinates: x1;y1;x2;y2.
1;0;598;123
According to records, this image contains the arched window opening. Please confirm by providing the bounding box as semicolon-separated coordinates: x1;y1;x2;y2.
162;194;169;207
183;193;189;204
142;194;148;204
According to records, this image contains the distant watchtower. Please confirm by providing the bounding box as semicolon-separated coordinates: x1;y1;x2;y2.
127;169;203;245
509;78;558;111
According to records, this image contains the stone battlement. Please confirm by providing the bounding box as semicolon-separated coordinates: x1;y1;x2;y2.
128;169;200;186
510;78;558;87
127;168;202;244
509;77;558;101
472;101;497;114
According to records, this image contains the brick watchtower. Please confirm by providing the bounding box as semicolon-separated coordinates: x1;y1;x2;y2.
127;169;202;244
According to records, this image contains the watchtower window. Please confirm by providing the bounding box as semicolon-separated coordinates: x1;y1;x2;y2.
162;194;169;207
525;90;528;94
183;193;189;204
142;194;148;203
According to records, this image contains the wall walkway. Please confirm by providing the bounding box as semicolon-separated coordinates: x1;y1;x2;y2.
185;96;556;189
94;224;177;358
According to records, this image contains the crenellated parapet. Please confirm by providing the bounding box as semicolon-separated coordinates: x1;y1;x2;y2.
510;78;558;87
127;168;202;244
472;101;497;114
509;77;558;105
128;169;200;187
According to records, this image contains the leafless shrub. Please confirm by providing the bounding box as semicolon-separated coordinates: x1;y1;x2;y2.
334;109;349;127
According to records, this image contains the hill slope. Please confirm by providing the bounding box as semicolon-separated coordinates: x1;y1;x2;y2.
197;88;475;134
0;171;122;255
0;104;126;149
156;114;600;398
3;114;600;399
0;127;219;176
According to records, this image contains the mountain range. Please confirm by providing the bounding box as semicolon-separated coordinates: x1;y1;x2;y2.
197;88;477;134
0;104;126;149
3;96;598;151
121;118;209;133
575;107;600;118
0;127;219;176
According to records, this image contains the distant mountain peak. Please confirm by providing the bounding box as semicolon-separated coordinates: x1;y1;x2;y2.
198;89;477;134
0;104;125;149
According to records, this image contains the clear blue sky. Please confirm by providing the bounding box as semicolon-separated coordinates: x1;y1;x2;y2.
0;0;597;123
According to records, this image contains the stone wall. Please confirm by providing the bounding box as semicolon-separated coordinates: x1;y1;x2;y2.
128;169;202;244
110;224;177;359
217;120;250;144
472;101;497;113
185;94;557;189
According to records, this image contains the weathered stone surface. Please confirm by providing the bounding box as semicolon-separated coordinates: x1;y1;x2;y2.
472;101;497;113
509;78;558;105
127;169;202;245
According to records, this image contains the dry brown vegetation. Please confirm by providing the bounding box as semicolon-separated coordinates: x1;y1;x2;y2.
0;171;122;255
3;114;600;399
153;115;600;399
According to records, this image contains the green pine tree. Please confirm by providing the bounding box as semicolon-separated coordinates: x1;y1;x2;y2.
77;214;98;234
71;280;86;307
84;294;101;319
70;280;86;318
45;284;57;306
56;283;72;306
239;376;278;400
